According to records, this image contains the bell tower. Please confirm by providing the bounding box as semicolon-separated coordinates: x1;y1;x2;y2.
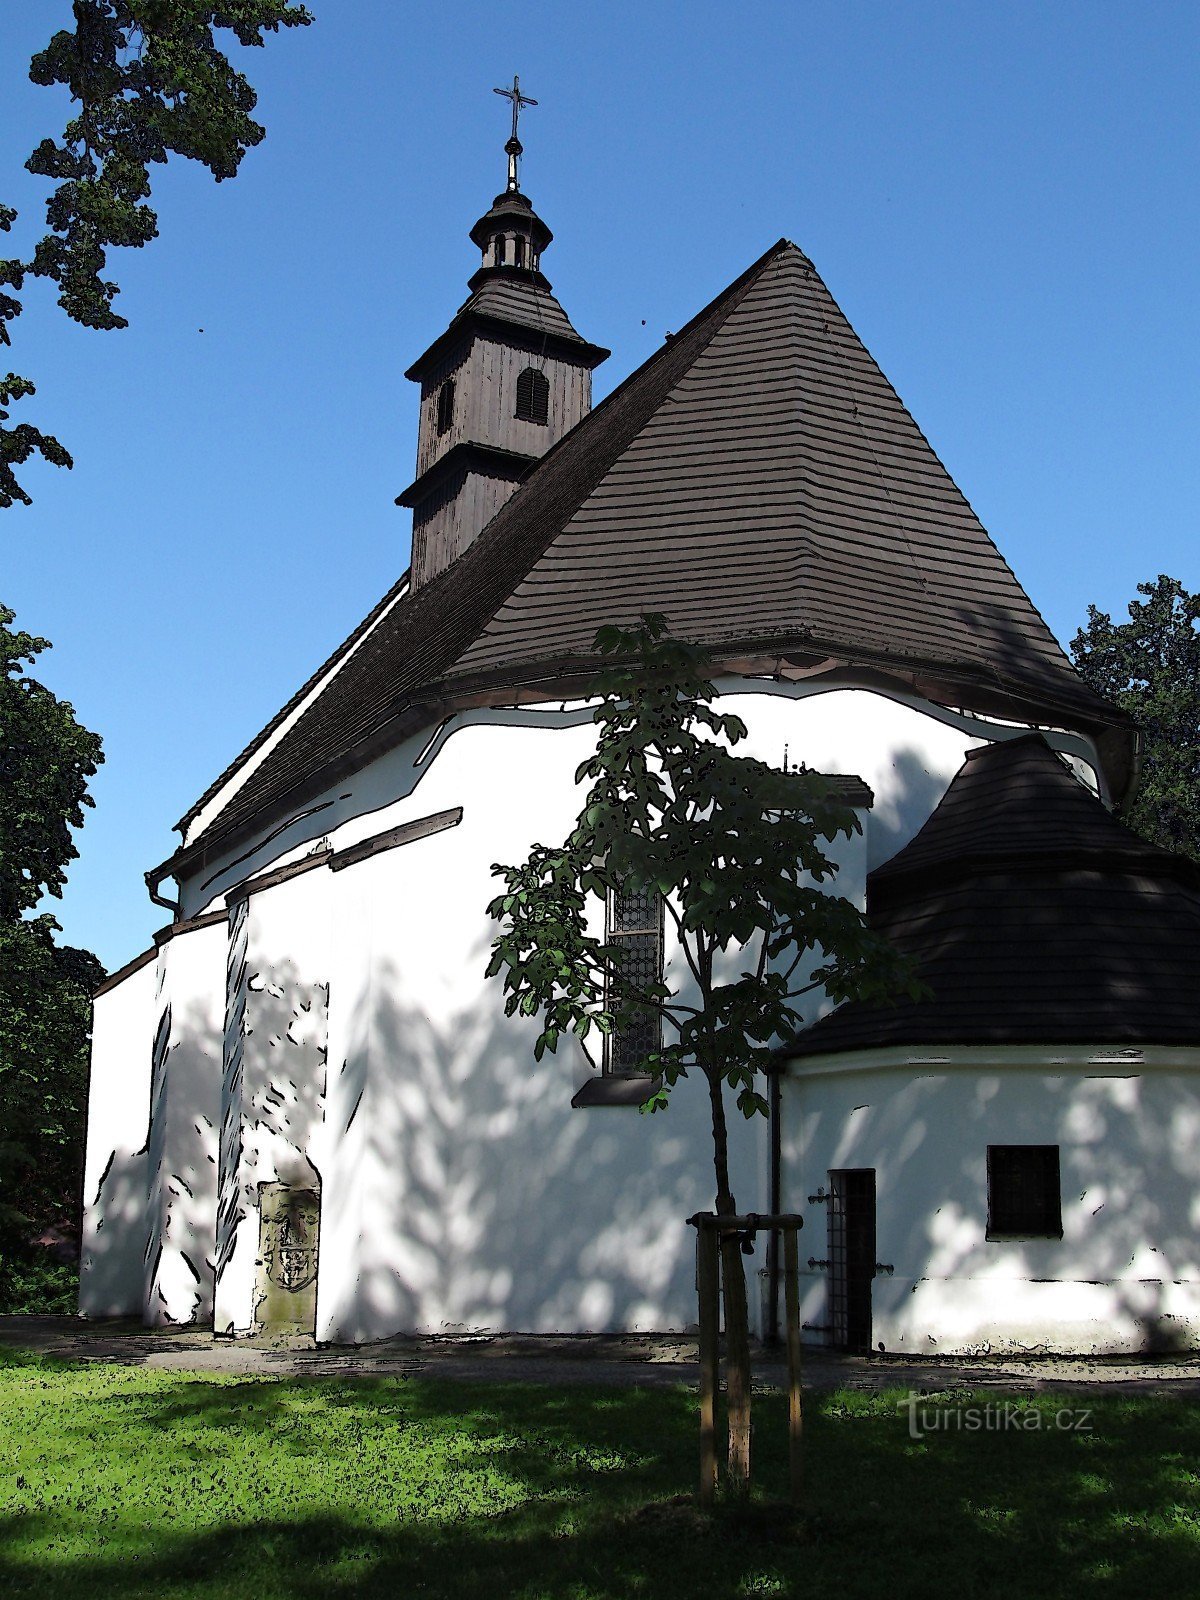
397;77;609;590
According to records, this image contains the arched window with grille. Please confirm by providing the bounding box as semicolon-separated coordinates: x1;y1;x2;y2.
515;366;550;425
435;378;455;436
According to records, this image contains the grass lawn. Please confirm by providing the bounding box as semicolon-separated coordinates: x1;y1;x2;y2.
1;1347;1198;1598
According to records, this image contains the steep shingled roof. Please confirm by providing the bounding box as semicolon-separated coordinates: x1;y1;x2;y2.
789;735;1200;1055
173;240;1128;871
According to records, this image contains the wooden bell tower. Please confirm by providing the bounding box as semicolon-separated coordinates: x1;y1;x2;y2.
397;77;609;589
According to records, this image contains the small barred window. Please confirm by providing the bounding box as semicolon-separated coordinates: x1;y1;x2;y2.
986;1145;1062;1238
605;878;663;1076
515;366;550;425
435;379;455;436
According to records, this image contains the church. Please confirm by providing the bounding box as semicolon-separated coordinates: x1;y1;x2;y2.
82;89;1200;1356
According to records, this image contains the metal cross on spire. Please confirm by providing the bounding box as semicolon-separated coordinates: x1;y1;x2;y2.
493;74;538;191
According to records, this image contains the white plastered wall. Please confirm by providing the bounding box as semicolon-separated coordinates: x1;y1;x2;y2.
142;921;225;1326
80;957;157;1316
91;681;1098;1337
782;1055;1200;1355
212;869;338;1336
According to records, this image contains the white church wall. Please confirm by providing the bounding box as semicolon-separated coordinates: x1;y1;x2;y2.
178;680;1073;926
329;715;766;1337
782;1056;1200;1355
106;679;1108;1340
142;922;225;1327
80;954;157;1317
213;871;335;1336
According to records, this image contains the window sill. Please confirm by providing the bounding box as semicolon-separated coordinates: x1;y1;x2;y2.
571;1075;659;1108
985;1231;1064;1242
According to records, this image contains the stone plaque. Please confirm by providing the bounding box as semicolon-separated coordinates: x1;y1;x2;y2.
255;1183;320;1335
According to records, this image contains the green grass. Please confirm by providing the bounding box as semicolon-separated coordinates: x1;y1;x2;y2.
1;1347;1198;1598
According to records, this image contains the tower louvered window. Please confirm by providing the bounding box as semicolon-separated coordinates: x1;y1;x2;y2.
515;366;550;425
605;878;663;1076
435;378;455;436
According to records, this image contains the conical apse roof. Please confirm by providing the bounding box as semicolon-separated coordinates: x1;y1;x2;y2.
790;735;1200;1054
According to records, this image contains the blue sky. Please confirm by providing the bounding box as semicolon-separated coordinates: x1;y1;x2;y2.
3;1;1197;972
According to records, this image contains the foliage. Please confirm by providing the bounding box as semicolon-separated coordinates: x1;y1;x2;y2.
0;204;72;509
487;616;922;1498
1;0;312;506
0;604;104;920
0;917;104;1258
0;1246;79;1316
487;618;921;1199
1;1357;1199;1598
1071;574;1200;862
0;605;104;1276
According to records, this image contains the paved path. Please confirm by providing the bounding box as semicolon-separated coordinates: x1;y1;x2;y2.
5;1316;1200;1394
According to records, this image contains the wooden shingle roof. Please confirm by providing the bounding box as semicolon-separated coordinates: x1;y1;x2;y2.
171;240;1131;876
404;274;609;380
789;736;1200;1055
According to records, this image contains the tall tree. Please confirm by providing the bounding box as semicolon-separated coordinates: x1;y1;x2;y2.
1;0;312;507
0;606;105;1283
487;619;921;1496
1071;574;1200;862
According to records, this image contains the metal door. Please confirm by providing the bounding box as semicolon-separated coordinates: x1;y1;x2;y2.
827;1169;876;1353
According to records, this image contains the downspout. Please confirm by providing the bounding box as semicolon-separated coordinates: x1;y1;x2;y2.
144;866;180;917
766;1064;782;1344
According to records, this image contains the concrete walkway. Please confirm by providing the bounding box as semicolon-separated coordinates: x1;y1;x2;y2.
5;1316;1200;1394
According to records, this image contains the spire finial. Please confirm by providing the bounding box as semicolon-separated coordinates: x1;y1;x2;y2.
493;74;538;192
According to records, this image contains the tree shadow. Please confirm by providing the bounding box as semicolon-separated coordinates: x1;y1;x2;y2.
3;1373;1199;1599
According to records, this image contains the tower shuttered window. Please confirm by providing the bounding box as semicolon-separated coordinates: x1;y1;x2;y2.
435;378;455;436
515;366;550;425
605;878;663;1075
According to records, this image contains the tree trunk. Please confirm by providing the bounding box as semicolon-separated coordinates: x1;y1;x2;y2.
707;1065;753;1498
720;1228;752;1495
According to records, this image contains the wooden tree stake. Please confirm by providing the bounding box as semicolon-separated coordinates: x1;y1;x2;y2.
696;1221;720;1507
784;1223;804;1508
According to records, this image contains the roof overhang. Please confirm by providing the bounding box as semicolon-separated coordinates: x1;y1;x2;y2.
779;1043;1200;1076
404;311;610;383
146;638;1136;905
395;440;537;510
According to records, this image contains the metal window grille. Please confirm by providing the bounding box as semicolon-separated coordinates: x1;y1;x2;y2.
515;366;550;425
605;878;663;1075
435;379;455;436
827;1168;876;1353
987;1145;1062;1237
